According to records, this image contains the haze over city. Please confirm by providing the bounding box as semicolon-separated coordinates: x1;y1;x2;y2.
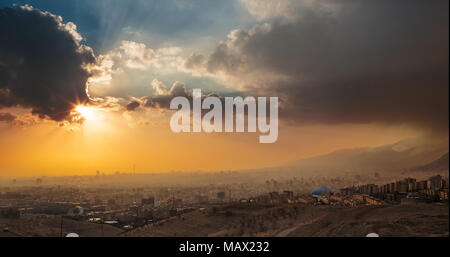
0;1;449;240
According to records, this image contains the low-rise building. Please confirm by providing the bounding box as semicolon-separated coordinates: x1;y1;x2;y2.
352;194;365;203
365;196;383;206
428;175;442;190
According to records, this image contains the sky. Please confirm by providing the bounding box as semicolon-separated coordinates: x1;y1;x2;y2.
0;0;448;176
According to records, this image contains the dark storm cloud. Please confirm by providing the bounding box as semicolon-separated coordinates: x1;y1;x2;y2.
0;6;96;122
186;0;449;132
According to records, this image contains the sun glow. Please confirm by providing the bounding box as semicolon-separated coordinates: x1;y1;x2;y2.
75;105;97;121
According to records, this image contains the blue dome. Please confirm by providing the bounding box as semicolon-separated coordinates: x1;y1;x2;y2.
312;186;331;197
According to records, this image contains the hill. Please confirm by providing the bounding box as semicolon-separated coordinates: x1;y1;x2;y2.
285;203;448;237
123;203;449;237
412;152;449;172
280;139;448;176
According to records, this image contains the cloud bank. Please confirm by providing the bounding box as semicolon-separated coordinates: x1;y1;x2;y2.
0;6;95;122
1;1;448;135
187;0;449;133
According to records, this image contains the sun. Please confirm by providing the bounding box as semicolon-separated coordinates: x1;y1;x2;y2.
75;105;96;121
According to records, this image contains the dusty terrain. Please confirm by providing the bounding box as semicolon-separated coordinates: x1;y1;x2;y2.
283;203;449;237
1;203;447;237
125;203;321;237
0;216;123;237
125;202;449;237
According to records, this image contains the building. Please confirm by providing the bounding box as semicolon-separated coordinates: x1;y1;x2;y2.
443;178;449;189
343;199;357;207
440;190;448;201
268;192;279;199
428;175;442;190
297;196;312;204
391;182;396;193
312;186;331;198
365;196;383;206
398;182;409;193
317;197;329;205
142;197;155;207
352;194;365;203
217;192;226;201
340;187;354;196
416;181;428;190
283;191;294;200
408;183;415;192
330;195;343;202
360;184;378;195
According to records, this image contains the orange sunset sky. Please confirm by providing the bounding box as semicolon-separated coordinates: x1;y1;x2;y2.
0;1;448;177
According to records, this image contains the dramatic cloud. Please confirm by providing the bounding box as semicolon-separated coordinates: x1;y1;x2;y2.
142;80;190;109
119;41;154;70
0;6;95;122
186;0;449;132
0;112;16;123
138;79;229;112
241;0;305;21
240;0;340;21
125;100;140;111
86;40;186;99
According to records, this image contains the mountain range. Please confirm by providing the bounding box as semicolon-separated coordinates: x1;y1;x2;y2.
277;138;449;176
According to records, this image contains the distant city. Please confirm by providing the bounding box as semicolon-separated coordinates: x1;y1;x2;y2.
1;171;448;237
